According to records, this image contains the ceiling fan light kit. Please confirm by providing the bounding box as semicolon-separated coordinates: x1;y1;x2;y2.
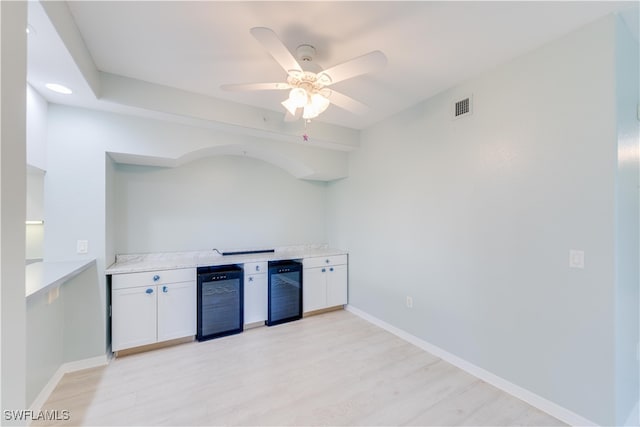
288;87;308;108
283;71;333;120
281;97;299;116
221;27;387;127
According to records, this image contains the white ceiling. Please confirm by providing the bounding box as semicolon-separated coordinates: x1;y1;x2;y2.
29;1;639;131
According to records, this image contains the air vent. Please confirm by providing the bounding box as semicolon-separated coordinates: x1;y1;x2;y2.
453;95;473;119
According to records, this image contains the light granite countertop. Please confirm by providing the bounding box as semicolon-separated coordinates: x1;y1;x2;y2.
105;245;347;275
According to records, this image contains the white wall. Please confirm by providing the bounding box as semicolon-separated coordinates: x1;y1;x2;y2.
45;109;106;265
115;156;327;254
26;169;44;221
614;14;640;425
26;288;64;406
25;85;47;262
26;84;47;171
78;105;348;181
45;107;111;359
327;15;630;426
26;263;103;406
45;105;344;264
25;225;44;261
26;169;45;260
0;0;27;418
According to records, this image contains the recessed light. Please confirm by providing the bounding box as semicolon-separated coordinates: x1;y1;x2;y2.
45;83;72;95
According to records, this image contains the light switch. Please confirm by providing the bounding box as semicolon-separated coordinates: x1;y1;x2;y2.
569;249;584;269
77;240;88;254
406;296;413;308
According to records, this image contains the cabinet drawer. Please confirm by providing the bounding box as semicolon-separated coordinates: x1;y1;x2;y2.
112;268;196;290
244;262;267;275
303;254;347;269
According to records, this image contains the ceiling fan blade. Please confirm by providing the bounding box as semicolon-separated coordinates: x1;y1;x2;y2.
221;82;291;91
319;51;387;85
328;90;369;115
284;108;302;122
250;27;302;74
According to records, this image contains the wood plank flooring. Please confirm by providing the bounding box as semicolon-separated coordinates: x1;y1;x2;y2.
34;310;564;426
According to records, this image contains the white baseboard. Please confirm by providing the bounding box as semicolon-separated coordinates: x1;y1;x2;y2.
624;400;639;426
27;368;67;415
28;354;109;413
345;304;598;427
61;354;109;374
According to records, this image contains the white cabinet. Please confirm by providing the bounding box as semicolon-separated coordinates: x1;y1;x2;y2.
303;255;348;313
244;262;267;324
326;264;348;307
111;286;157;350
111;268;196;352
157;281;197;341
303;266;327;312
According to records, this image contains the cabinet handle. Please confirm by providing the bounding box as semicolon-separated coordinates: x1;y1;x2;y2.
249;276;254;282
162;286;168;293
153;275;160;282
145;288;154;294
321;268;326;273
256;265;260;272
330;267;334;272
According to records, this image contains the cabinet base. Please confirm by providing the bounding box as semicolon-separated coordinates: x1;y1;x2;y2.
244;320;266;330
303;305;345;318
113;336;195;358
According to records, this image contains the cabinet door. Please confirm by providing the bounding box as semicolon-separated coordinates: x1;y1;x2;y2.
112;286;157;351
244;273;267;324
303;267;327;313
326;264;348;307
157;281;196;342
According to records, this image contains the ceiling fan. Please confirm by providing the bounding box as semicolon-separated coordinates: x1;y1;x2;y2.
221;27;387;122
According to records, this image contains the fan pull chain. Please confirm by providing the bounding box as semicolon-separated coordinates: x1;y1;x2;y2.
302;119;310;142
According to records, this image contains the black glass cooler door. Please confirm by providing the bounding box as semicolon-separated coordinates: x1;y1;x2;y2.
267;261;302;326
197;265;243;341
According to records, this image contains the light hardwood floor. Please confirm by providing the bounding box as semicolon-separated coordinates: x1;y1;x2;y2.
34;310;565;426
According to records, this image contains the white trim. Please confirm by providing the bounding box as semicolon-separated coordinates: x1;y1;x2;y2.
27;367;66;415
345;304;598;427
28;354;109;414
62;354;109;373
624;400;639;426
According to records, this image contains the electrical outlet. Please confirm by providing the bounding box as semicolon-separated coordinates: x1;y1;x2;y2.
406;296;413;309
569;249;584;269
77;240;88;254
